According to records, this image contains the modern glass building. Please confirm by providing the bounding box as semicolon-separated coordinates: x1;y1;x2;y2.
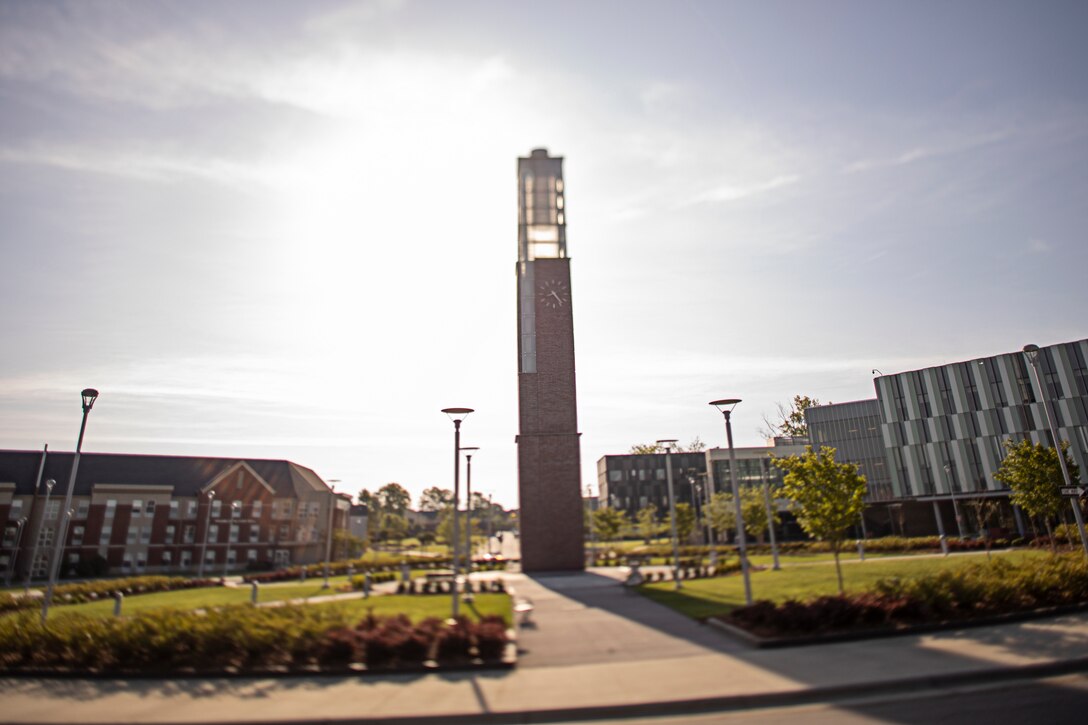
806;400;893;502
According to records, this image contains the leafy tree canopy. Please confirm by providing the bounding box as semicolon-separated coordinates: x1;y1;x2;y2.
773;446;866;593
762;395;824;440
994;438;1078;522
376;482;411;514
592;508;629;542
418;486;453;512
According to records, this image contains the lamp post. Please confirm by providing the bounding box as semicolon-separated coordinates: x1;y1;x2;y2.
24;477;56;593
760;458;781;571
656;439;682;590
1023;344;1088;555
710;399;752;606
223;501;242;577
41;388;98;624
198;491;215;578
4;518;27;587
441;407;473;621
461;447;479;574
322;480;340;589
942;463;966;538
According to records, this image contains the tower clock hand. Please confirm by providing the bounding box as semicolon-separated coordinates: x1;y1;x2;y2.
550;291;562;303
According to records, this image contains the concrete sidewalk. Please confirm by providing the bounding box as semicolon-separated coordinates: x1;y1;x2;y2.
4;569;1088;723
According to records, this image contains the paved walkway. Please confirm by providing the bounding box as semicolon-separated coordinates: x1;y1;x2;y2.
4;568;1088;723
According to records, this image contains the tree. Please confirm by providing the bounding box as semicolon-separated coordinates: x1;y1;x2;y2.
704;491;736;540
683;436;707;453
761;395;824;440
419;487;453;512
629;442;663;454
376;482;411;515
674;502;696;542
636;504;661;543
592;508;628;543
773;446;867;594
376;511;409;546
994;438;1079;551
740;485;779;544
357;488;377;510
967;497;1001;559
333;529;367;559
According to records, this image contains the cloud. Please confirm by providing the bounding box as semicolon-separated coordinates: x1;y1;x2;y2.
678;173;801;206
843;130;1008;174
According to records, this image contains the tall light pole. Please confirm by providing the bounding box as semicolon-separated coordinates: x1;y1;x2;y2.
223;501;242;577
441;407;473;621
24;477;55;593
760;458;781;571
1023;344;1088;555
198;491;215;578
942;463;966;538
710;398;752;606
656;439;682;589
41;388;98;624
461;447;479;573
322;480;340;589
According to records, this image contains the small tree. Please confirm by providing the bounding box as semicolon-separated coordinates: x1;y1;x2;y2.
629;442;663;454
418;487;453;512
704;491;736;541
968;497;1001;559
376;483;411;515
674;502;696;543
740;486;779;544
761;395;824;440
994;438;1078;552
636;504;661;543
773;446;867;594
593;508;628;544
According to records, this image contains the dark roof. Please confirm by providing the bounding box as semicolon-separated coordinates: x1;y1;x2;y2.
0;450;329;498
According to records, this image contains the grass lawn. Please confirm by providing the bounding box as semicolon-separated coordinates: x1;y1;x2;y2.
640;549;1048;620
46;583;511;623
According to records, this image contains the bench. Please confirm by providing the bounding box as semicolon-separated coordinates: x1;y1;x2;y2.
513;598;535;626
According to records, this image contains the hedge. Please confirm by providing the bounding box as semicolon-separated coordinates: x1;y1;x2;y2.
727;553;1088;637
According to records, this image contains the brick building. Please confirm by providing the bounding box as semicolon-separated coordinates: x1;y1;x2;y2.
0;450;349;581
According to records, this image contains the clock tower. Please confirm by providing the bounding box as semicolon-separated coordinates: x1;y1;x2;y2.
515;148;584;572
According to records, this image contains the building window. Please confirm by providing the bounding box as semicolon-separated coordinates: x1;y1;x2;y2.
75;500;89;519
165;524;176;542
132;499;143;516
209;524;219;542
169;501;179;519
122;556;132;572
251;500;263;518
278;524;290;540
127;526;139;546
205;549;215;563
186;501;198;519
136;554;146;572
247;549;258;563
71;526;84;546
163;550;172;565
181;550;192;567
608;471;621;482
145;500;156;517
140;527;151;545
2;528;16;548
104;499;117;519
99;525;112;546
229;524;239;543
183;525;195;543
211;500;222;518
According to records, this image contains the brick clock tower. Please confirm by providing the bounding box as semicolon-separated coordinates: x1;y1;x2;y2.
516;148;585;572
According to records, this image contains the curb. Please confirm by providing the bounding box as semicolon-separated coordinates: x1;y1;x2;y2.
706;601;1088;648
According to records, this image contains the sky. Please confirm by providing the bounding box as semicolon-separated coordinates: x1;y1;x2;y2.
2;0;1087;509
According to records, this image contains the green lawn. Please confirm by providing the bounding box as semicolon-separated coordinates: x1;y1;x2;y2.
640;549;1048;620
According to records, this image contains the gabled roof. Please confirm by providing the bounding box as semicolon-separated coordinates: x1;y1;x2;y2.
0;450;331;498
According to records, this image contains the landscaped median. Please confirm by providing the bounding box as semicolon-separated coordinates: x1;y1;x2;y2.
0;596;513;675
640;551;1088;646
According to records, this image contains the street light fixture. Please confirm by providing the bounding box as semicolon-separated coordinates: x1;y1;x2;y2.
223;501;242;577
1023;344;1088;555
322;480;340;589
942;463;966;538
198;491;216;578
441;407;473;621
24;477;55;593
461;447;479;576
710;398;752;606
656;439;682;590
41;388;98;624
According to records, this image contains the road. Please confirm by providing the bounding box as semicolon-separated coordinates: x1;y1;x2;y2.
563;673;1088;724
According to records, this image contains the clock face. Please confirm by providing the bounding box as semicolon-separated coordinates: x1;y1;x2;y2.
538;278;570;309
